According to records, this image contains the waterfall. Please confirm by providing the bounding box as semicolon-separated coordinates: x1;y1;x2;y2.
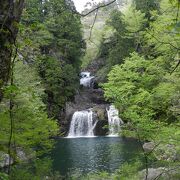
80;72;94;88
107;105;123;136
68;109;97;137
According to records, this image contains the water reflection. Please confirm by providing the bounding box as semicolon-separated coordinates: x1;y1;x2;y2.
51;137;141;175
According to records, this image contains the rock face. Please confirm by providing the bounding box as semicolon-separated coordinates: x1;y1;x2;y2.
66;88;106;116
0;152;13;168
84;58;106;75
84;57;108;84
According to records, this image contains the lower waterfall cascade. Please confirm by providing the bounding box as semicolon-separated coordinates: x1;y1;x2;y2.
67;109;97;137
67;106;123;137
107;105;124;136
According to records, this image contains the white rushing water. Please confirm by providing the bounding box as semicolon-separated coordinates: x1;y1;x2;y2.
68;109;97;138
107;105;123;136
80;72;94;88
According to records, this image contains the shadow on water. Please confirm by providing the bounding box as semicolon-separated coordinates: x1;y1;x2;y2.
50;136;141;176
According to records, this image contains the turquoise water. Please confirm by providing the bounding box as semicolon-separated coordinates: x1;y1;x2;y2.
51;136;141;176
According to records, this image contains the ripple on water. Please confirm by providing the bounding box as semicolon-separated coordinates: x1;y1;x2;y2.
50;136;141;176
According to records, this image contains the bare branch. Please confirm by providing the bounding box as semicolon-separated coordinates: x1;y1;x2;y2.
73;0;116;17
146;31;180;50
89;9;98;41
175;0;180;23
170;59;180;74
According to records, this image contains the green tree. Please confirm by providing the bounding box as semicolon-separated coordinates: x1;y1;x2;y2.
103;0;180;167
133;0;160;19
19;0;84;118
0;61;58;156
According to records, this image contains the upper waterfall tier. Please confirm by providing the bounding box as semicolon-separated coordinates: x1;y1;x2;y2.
107;105;123;136
67;109;97;138
80;72;94;88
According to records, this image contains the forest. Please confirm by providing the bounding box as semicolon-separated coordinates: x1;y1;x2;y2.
0;0;179;179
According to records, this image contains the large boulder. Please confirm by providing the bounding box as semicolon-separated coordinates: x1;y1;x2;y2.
154;144;179;162
139;167;179;180
143;142;155;153
140;167;166;180
143;142;179;162
0;152;13;168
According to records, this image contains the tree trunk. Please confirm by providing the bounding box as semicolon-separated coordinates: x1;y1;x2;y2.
0;0;24;100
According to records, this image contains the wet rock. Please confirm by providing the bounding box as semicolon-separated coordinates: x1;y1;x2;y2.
90;89;107;104
65;102;78;123
0;151;13;168
92;105;109;136
74;88;106;106
93;105;107;120
95;120;108;136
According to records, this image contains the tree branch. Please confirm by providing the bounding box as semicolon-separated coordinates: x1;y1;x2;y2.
8;41;18;175
135;128;149;180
